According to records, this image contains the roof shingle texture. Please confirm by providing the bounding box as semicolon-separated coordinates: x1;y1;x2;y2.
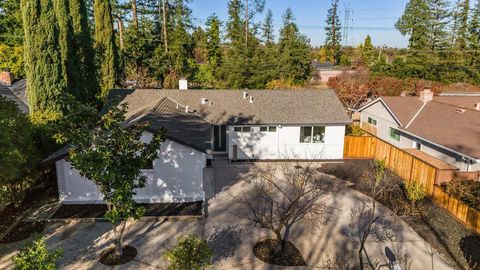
109;89;351;125
379;96;480;159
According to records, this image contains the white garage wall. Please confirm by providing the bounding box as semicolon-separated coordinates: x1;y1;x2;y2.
56;138;206;204
227;125;346;160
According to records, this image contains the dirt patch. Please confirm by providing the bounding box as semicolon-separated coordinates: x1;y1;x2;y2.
99;245;137;265
320;160;480;270
51;202;203;219
0;221;46;244
252;239;307;266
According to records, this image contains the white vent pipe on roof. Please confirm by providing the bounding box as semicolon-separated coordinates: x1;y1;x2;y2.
243;91;248;99
185;105;190;113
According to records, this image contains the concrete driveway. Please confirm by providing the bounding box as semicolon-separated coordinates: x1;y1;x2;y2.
0;160;453;270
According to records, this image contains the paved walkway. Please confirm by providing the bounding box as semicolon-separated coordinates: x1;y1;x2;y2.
0;161;454;270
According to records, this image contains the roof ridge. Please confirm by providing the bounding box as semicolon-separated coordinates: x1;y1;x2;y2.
431;99;479;112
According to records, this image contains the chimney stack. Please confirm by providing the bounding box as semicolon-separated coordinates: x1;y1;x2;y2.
179;78;188;90
475;102;480;111
0;71;13;86
243;91;248;99
419;89;433;103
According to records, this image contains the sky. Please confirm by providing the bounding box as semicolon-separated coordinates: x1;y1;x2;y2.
189;0;410;48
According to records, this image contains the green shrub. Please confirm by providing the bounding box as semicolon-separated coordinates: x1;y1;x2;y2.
404;181;426;206
442;180;480;211
12;236;63;270
346;125;366;136
163;234;213;270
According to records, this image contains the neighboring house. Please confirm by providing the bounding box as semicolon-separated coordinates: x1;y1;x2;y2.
358;90;480;172
45;89;351;204
0;72;28;113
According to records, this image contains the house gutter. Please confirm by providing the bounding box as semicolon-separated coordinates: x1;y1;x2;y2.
397;128;480;163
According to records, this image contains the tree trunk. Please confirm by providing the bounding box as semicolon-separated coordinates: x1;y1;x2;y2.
131;0;138;30
281;225;291;251
162;0;168;53
274;229;283;254
358;247;364;270
114;220;127;256
117;16;125;50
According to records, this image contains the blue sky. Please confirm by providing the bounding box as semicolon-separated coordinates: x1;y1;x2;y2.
189;0;410;48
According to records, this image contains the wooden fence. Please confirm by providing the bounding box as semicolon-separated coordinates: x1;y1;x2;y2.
344;135;480;234
432;185;480;233
344;136;437;195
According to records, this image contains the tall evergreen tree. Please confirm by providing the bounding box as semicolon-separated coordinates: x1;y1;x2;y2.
205;14;222;71
21;0;65;112
324;0;342;63
427;0;450;51
278;8;311;84
94;0;118;97
0;0;23;45
257;9;277;86
453;0;470;50
169;0;194;79
360;35;374;66
262;9;274;45
69;0;99;102
396;0;432;56
469;0;480;67
54;0;76;95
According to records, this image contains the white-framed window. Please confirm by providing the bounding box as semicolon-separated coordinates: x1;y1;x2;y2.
389;127;400;141
260;126;277;132
300;126;325;143
233;126;251;133
367;117;377;126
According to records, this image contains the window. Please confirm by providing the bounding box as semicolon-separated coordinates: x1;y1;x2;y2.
233;126;251;133
206;159;212;167
300;126;325;143
367;117;377;126
389;128;400;141
260;126;277;132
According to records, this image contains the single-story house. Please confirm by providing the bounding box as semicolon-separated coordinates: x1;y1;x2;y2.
46;89;351;204
358;90;480;172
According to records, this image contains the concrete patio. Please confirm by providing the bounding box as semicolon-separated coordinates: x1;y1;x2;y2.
0;160;454;269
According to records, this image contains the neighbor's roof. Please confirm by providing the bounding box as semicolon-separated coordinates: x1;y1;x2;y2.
0;81;29;113
361;96;480;160
106;89;351;125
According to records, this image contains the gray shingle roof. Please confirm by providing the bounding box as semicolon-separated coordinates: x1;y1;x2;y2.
0;82;29;114
107;89;351;125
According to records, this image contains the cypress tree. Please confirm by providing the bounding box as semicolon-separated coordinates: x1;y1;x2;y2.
427;0;450;52
469;0;480;67
396;0;432;56
94;0;118;97
54;0;76;95
69;0;99;103
360;35;375;66
21;0;65;113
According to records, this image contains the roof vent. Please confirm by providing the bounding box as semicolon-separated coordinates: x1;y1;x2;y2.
179;78;188;90
455;108;466;114
249;96;254;104
201;98;208;105
475;102;480;111
419;89;433;103
243;91;248;99
185;105;190;113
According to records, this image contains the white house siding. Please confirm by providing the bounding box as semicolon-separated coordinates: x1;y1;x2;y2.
56;138;206;204
227;125;346;160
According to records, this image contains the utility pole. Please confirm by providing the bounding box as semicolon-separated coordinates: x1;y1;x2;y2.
245;0;249;47
332;0;337;62
162;0;168;53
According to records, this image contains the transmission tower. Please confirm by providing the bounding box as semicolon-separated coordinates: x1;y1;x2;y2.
342;0;352;46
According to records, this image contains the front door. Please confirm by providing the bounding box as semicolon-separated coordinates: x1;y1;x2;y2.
213;125;227;152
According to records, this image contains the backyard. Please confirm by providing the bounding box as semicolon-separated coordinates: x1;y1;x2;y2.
0;160;467;269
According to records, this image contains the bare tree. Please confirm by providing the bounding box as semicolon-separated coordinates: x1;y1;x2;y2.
236;161;343;254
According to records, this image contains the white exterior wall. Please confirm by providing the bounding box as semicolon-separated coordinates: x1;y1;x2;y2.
56;138;206;204
227;125;346;160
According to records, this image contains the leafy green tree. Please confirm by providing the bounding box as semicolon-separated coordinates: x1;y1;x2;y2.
21;0;66;113
0;98;41;206
359;35;374;66
55;98;165;255
12;235;63;270
94;0;119;97
0;0;23;45
277;8;311;84
396;0;432;56
0;44;24;77
163;234;213;270
324;0;342;63
205;14;222;73
404;180;426;208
